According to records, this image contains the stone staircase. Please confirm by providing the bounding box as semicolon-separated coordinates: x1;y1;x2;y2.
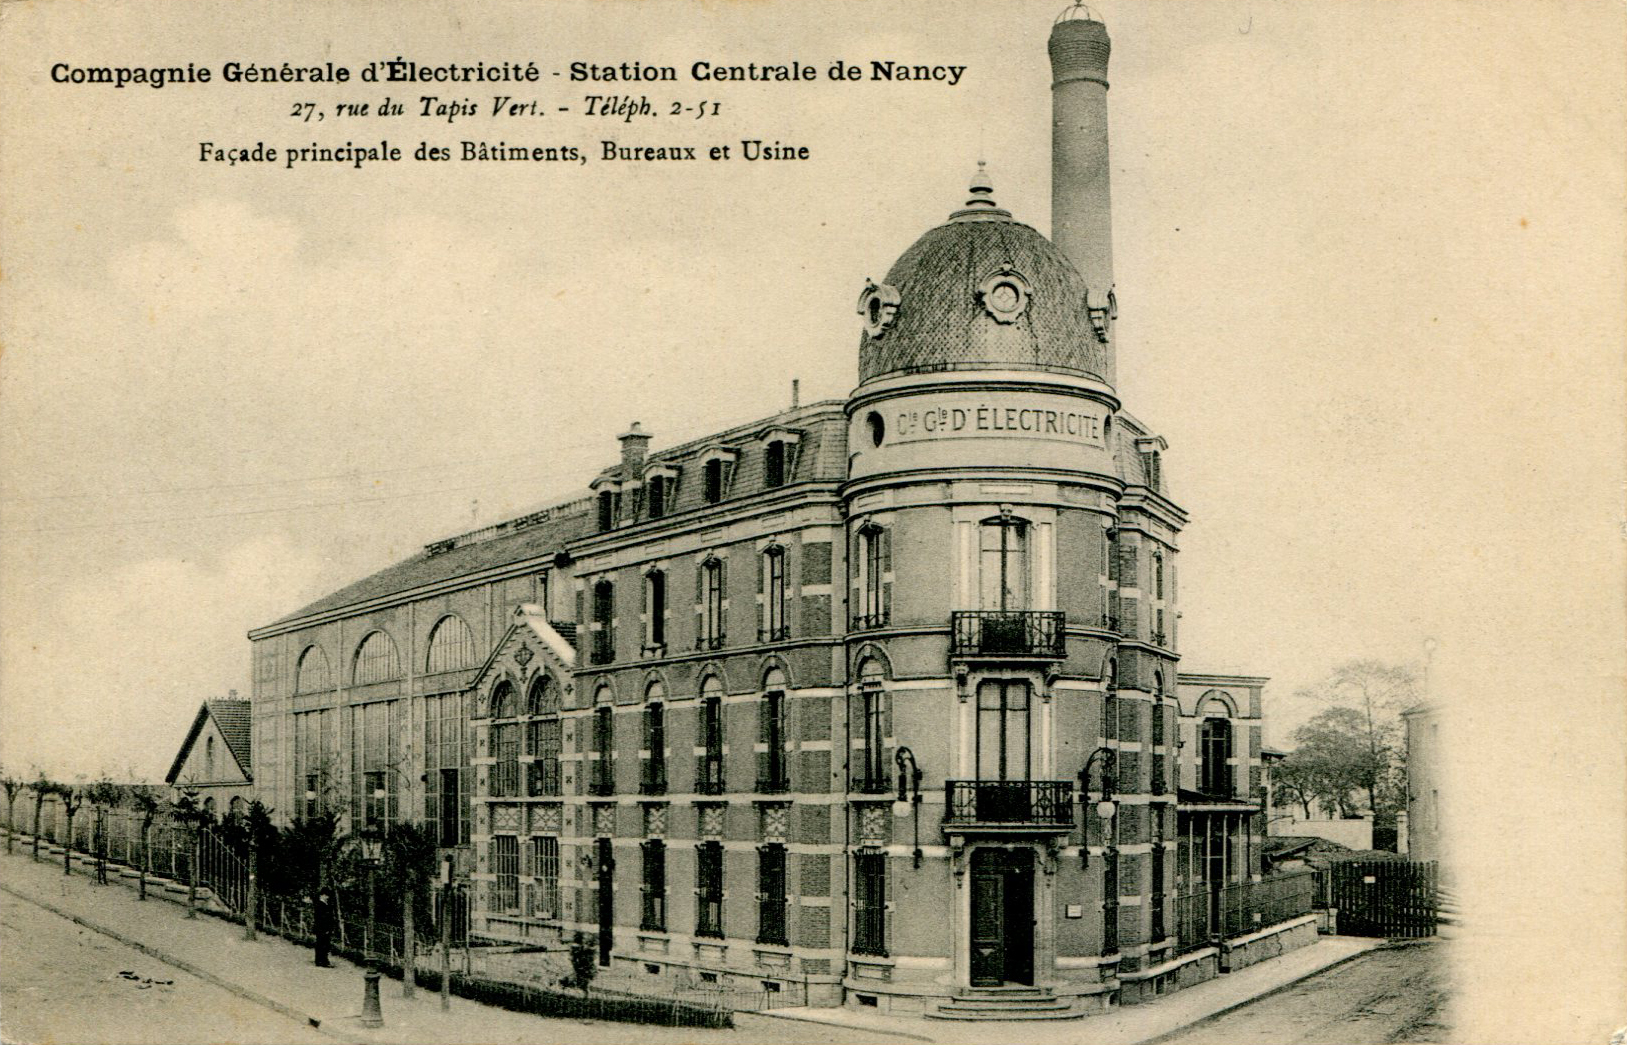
926;986;1082;1021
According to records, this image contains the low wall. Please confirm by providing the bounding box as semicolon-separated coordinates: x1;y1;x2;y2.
1118;914;1318;1006
1269;817;1373;850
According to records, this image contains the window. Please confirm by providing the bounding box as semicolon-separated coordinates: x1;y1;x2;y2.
698;557;726;649
642;697;667;794
757;844;788;945
698;680;725;794
295;645;332;694
696;841;724;938
646;475;669;519
597;488;620;532
852;851;887;956
761;547;788;641
644;569;667;652
855;524;890;628
205;736;215;778
591;580;615;664
492;836;520;914
703;458;729;504
525;678;562;797
758;684;789;792
764;441;787;489
592;700;615;795
975;679;1031;781
1201;718;1233;796
426;615;476;673
1150;808;1166;941
857;676;888;792
641;839;667;931
533;836;560;919
978;515;1029;610
350;700;400;829
1103;527;1119;630
490;681;520;798
1152;550;1167;644
352;631;401;685
423;694;467;844
1103;848;1120;954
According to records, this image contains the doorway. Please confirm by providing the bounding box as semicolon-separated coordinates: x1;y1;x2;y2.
969;847;1036;987
596;836;614;965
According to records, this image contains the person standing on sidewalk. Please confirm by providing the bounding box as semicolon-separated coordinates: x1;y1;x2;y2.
314;888;334;968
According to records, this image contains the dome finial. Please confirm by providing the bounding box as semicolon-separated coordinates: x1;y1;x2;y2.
951;160;1011;222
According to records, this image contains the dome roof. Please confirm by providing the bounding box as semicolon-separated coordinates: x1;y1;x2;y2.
857;168;1108;385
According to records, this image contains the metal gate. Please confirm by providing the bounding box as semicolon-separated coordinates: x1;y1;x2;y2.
1326;860;1438;938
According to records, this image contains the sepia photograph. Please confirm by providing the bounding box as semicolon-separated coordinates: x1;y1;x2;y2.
1;2;1623;1043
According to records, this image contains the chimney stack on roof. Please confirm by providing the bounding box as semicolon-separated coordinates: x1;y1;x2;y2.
619;421;652;477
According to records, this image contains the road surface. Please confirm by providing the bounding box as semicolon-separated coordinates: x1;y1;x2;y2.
0;887;331;1045
1156;941;1450;1044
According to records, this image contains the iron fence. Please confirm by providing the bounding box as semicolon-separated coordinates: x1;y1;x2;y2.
1174;870;1317;955
944;779;1074;826
950;610;1066;658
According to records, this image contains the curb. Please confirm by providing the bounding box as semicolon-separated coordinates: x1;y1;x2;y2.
0;881;361;1045
1131;941;1386;1045
749;1008;938;1042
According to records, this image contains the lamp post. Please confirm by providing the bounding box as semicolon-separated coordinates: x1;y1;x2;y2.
359;829;384;961
1078;747;1118;870
893;747;924;869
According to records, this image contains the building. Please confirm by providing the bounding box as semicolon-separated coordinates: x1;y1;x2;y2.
247;8;1314;1018
164;696;254;817
1401;702;1443;864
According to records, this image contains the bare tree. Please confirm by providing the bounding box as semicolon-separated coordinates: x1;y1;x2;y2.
27;772;54;862
60;783;84;876
0;769;22;855
87;776;124;884
128;788;162;900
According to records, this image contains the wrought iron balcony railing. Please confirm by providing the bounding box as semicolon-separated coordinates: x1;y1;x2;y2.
851;611;890;631
950;611;1066;658
944;779;1075;828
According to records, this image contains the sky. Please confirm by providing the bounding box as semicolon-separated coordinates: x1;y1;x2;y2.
2;1;1623;1036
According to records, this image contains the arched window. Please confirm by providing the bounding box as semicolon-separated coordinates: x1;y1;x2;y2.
855;524;890;628
525;676;561;797
203;796;217;817
855;658;889;792
426;615;477;674
590;685;615;795
642;681;667;794
759;667;790;792
205;736;215;778
698;676;725;794
490;680;519;797
295;645;332;694
352;631;401;685
979;514;1029;611
228;796;246;820
1201;718;1233;797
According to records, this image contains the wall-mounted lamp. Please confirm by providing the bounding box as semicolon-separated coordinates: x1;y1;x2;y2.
1079;746;1118;870
894;746;924;869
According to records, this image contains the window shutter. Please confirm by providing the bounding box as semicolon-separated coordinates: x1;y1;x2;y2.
718;558;728;639
756;551;766;639
879;528;893;621
695;562;705;642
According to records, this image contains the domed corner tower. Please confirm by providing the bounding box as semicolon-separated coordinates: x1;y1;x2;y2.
835;6;1192;1018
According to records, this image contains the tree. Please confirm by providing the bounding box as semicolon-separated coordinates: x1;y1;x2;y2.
171;788;210;916
385;821;438;998
563;932;597;995
1269;755;1318;819
27;772;54;863
0;769;22;855
1291;706;1392;819
1295;659;1416;823
128;788;162;900
59;783;85;875
87;776;124;884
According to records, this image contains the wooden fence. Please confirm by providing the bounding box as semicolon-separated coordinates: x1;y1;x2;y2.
1325;859;1438;938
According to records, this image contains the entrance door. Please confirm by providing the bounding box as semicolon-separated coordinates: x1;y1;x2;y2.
969;849;1036;987
596;837;614;965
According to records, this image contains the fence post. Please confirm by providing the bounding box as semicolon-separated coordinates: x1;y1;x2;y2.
402;880;416;999
186;829;199;919
244;836;259;941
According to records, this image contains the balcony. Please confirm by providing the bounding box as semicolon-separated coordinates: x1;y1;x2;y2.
950;611;1066;659
943;780;1075;832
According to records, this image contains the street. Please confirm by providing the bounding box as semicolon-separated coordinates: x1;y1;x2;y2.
0;887;331;1045
1155;942;1450;1045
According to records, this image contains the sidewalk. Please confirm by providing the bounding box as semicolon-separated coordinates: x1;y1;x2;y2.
759;935;1384;1045
1;845;1382;1045
0;849;863;1044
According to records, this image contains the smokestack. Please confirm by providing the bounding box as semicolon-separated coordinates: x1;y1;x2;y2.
1049;8;1115;379
618;421;651;476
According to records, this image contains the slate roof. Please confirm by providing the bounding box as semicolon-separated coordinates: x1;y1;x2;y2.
253;402;848;635
165;699;252;784
859;193;1106;385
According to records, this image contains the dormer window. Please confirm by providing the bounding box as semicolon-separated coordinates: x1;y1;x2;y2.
857;279;901;337
643;464;680;520
591;476;624;532
697;448;738;506
758;428;802;491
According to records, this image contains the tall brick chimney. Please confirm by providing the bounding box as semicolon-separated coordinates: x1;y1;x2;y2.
618;421;651;477
1049;7;1115;381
